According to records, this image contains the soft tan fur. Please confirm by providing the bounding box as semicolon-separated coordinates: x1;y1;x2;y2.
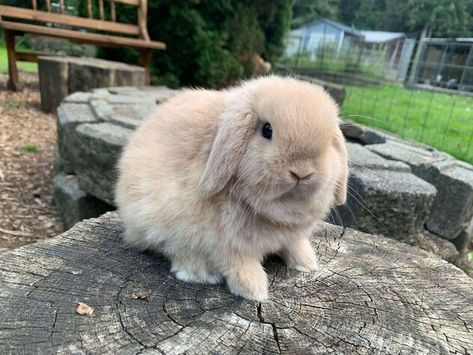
115;76;348;301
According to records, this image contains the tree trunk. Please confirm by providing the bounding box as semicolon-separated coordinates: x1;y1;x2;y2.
0;212;472;354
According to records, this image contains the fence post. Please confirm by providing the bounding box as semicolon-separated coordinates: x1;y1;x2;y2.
459;46;472;87
408;39;424;85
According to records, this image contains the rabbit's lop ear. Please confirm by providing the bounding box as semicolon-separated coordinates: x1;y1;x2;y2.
199;98;257;197
333;129;348;206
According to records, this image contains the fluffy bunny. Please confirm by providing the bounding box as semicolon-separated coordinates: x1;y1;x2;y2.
115;76;348;301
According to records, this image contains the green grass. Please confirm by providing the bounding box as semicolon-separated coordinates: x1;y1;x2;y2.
0;41;38;74
21;144;39;153
5;99;23;109
341;85;473;165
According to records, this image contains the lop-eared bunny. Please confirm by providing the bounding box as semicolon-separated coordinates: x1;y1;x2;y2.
116;76;348;301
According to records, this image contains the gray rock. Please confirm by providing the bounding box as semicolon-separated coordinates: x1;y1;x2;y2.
142;86;180;103
53;149;74;175
452;217;473;255
340;168;437;237
38;56;146;113
70;122;133;204
104;94;156;104
399;231;460;263
90;99;156;129
90;88;111;99
107;86;141;95
425;162;473;239
63;92;92;104
346;142;410;172
57;102;98;127
38;57;69;113
367;140;448;175
56;87;179;209
368;141;473;239
330;144;437;237
56;103;98;166
106;86;179;104
68;57;145;93
54;173;113;229
340;122;386;145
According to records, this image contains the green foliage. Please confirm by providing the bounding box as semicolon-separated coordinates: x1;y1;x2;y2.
3;0;30;7
297;0;473;38
6;100;22;109
0;42;37;74
80;0;292;88
21;144;39;153
401;0;473;37
292;0;339;28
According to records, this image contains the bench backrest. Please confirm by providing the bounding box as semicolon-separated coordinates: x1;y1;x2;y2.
0;0;150;40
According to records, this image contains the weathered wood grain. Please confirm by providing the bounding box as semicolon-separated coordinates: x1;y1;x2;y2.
0;212;472;354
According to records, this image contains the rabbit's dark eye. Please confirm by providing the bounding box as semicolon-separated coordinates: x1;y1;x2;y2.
262;122;272;140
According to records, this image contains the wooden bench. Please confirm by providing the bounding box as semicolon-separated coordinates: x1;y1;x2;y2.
0;0;166;91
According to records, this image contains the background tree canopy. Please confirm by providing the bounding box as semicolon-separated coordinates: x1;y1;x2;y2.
295;0;473;38
82;0;292;88
71;0;473;87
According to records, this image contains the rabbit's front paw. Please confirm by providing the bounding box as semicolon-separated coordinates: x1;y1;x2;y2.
282;238;318;272
171;263;222;284
226;259;268;301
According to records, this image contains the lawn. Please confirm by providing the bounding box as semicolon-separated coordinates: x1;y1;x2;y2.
0;41;38;74
341;84;473;165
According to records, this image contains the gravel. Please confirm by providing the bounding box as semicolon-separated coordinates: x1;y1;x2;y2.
0;73;64;251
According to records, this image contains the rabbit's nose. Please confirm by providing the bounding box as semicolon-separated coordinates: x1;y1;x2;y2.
289;169;313;181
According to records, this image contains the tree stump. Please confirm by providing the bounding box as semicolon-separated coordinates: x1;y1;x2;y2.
1;212;472;354
38;56;146;113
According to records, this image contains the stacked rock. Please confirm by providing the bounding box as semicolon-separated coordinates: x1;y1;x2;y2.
54;89;473;263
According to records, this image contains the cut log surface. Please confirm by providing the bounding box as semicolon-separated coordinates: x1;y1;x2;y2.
0;212;472;354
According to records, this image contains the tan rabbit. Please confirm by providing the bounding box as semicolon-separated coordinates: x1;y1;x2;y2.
115;76;348;301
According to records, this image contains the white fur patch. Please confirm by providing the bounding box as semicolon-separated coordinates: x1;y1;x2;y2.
172;266;222;285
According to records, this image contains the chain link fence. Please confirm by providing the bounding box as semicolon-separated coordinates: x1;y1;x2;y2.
279;34;473;164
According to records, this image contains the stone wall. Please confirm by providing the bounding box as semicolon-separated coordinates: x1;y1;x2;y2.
54;86;179;228
54;87;473;263
39;57;146;113
336;123;473;259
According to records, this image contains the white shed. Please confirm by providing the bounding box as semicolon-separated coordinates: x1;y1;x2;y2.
285;19;364;57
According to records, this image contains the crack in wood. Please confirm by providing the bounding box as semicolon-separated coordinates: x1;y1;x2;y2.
257;302;281;353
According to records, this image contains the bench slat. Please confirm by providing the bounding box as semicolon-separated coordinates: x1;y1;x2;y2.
111;0;140;5
111;1;116;22
0;20;166;50
138;0;150;41
0;5;140;36
99;0;105;20
16;51;40;62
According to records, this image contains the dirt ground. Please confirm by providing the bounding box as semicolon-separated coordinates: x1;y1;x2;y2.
0;72;64;251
